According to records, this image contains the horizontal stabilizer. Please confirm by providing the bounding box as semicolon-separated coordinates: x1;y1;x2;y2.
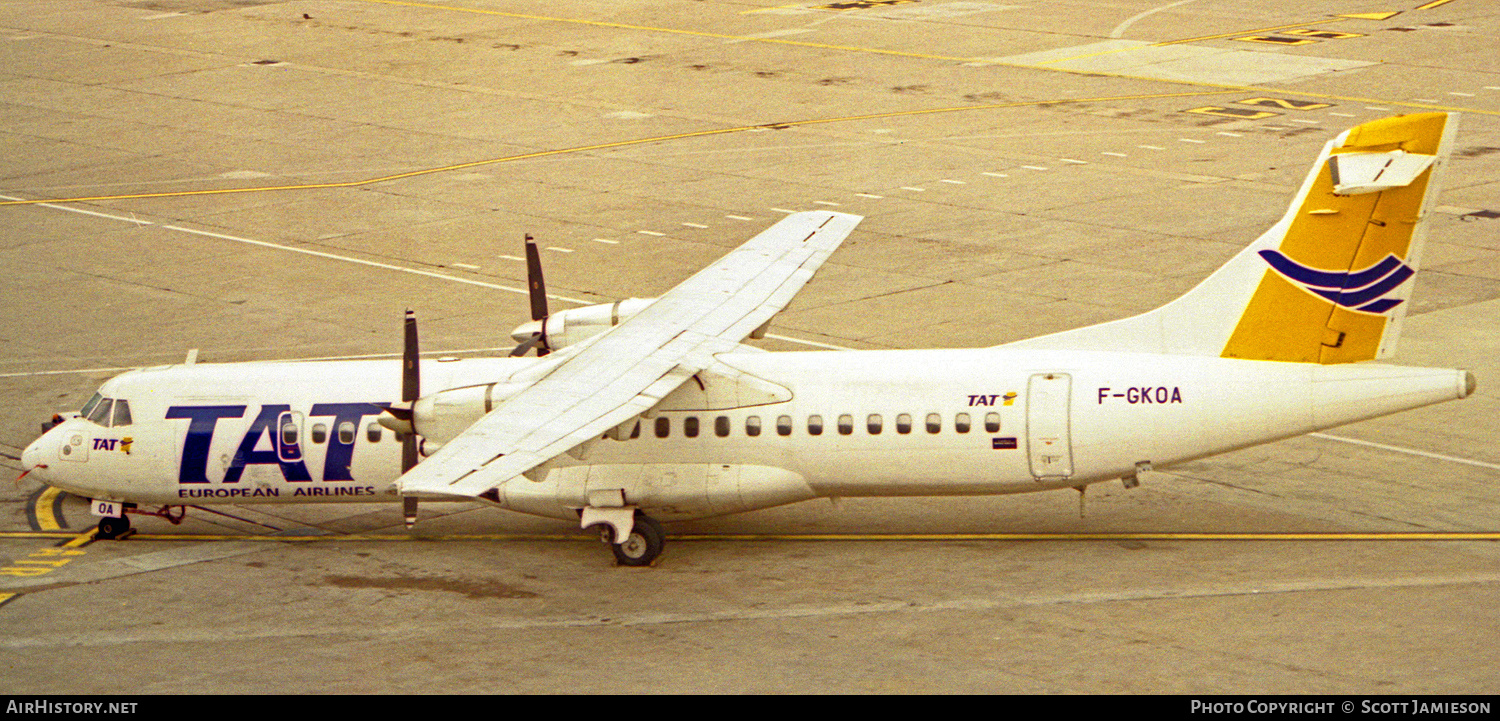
1329;149;1437;195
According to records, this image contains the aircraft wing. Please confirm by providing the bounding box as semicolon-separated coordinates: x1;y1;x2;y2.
397;210;862;498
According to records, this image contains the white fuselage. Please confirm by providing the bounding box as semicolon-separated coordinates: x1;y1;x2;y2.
22;348;1471;522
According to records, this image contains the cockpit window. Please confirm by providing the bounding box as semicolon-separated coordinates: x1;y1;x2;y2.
80;393;103;419
112;400;132;427
87;398;114;427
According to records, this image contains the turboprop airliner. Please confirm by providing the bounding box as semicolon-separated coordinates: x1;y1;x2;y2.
17;113;1475;566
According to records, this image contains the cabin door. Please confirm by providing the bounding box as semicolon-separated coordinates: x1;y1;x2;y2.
1026;373;1073;481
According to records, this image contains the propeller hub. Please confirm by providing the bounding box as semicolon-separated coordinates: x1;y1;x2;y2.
510;319;543;344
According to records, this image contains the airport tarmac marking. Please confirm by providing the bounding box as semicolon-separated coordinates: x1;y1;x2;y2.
159;224;597;305
1239;97;1336;110
26;486;65;531
4;531;1499;543
1184;106;1281;120
0;530;95;589
1311;433;1500;472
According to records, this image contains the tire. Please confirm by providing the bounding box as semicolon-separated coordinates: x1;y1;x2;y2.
96;515;129;540
611;513;664;567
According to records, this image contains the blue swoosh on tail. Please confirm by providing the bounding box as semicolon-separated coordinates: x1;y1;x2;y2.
1258;250;1414;314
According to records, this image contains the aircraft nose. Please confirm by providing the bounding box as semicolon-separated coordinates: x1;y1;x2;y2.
19;436;50;480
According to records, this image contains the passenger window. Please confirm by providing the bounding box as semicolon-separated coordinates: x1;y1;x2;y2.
925;413;941;434
655;417;670;438
746;416;762;437
311;424;328;444
776;415;792;436
80;393;103;419
807;415;823;436
112;400;132;428
684;417;699;438
837;414;853;435
281;418;299;446
867;414;882;434
985;412;1001;433
338;421;356;444
896;413;912;434
88;399;113;427
366;422;382;443
955;413;971;434
715;416;730;437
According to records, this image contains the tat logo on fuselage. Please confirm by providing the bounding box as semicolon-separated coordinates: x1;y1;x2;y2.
1259;249;1414;315
165;403;387;486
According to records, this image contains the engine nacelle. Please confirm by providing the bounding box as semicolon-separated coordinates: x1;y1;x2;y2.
411;381;529;446
510;297;654;352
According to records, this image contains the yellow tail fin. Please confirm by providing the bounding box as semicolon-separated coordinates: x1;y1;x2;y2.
1005;113;1458;364
1221;113;1456;363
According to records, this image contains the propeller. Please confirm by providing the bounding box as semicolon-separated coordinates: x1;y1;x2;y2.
399;309;420;528
508;234;552;357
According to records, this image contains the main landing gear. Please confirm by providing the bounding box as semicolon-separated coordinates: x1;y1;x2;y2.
583;507;666;566
610;514;665;567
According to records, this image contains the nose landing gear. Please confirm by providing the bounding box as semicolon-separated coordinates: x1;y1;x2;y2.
93;504;186;540
95;515;130;540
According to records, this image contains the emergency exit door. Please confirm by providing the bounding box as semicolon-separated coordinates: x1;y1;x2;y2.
1026;373;1073;480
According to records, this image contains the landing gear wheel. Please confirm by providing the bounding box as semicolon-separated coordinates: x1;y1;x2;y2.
96;515;130;540
611;513;664;567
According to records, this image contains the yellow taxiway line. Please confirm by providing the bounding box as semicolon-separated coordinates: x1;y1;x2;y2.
32;487;63;532
0;89;1236;207
2;531;1499;543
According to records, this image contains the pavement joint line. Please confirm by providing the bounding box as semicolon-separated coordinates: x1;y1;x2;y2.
0;92;1240;208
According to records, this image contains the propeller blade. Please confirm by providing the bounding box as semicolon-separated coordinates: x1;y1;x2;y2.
525;234;548;321
402;434;419;474
402;309;420;403
399;309;421;474
402;495;418;529
508;333;544;357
